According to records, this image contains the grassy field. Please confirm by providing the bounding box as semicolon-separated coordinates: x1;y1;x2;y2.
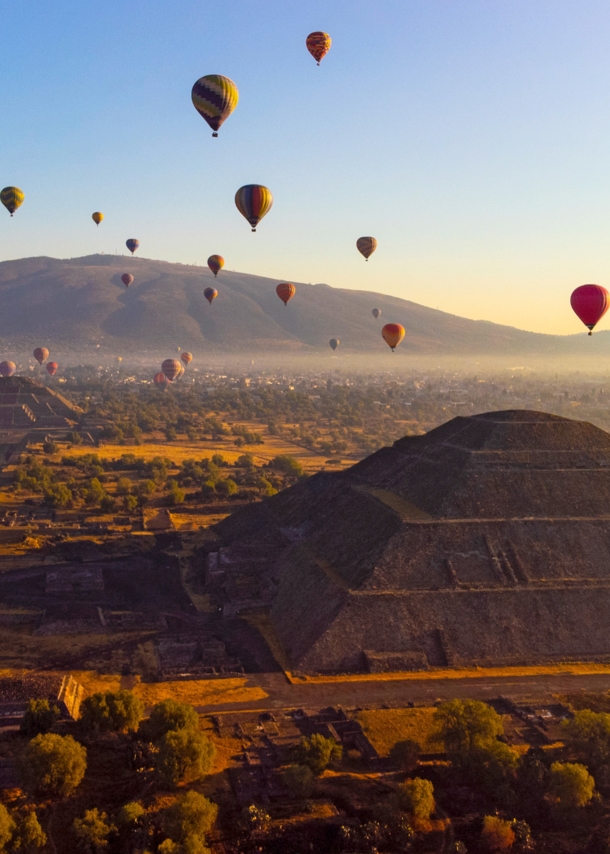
355;707;443;756
132;676;267;709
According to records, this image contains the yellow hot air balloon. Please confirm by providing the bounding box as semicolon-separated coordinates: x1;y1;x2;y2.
1;187;24;217
235;185;273;232
92;212;104;226
382;323;405;351
191;75;239;137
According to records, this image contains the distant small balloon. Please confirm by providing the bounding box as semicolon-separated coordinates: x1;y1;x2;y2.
121;273;134;288
33;347;49;365
372;308;381;319
92;212;103;226
306;31;332;65
207;255;224;277
570;284;610;335
276;282;296;306
381;323;405;352
46;362;58;376
161;359;182;382
0;361;16;377
204;287;218;304
126;239;139;255
181;351;193;367
357;237;378;261
1;187;24;217
329;338;339;351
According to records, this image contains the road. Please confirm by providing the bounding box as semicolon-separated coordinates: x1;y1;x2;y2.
199;670;610;714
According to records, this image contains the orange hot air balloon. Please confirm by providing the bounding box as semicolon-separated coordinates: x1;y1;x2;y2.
306;31;332;65
33;347;49;365
276;282;296;306
161;359;182;382
92;212;103;226
357;236;378;260
181;352;193;367
381;323;405;351
207;255;224;277
154;371;168;391
570;284;610;335
121;273;134;288
0;361;16;377
204;287;218;304
46;362;58;376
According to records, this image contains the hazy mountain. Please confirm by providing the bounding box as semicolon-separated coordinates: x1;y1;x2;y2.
0;253;604;356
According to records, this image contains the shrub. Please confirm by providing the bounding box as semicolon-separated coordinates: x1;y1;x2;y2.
434;699;504;764
13;811;47;853
283;763;314;799
73;809;115;854
20;698;60;737
562;709;610;772
80;690;144;734
480;815;515;851
398;777;435;820
295;733;342;775
21;733;87;797
155;728;216;787
548;761;595;808
0;805;15;852
164;791;217;846
140;699;199;742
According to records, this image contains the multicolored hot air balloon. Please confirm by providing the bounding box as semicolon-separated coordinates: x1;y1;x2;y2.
276;282;296;306
191;75;239;137
329;338;339;351
1;187;24;217
306;31;332;65
92;212;103;226
207;255;224;277
126;239;139;255
357;236;378;261
180;352;193;367
46;362;58;376
570;284;610;335
121;274;134;288
154;371;168;391
372;308;381;319
204;287;218;305
33;347;49;365
235;185;273;232
0;361;16;377
161;359;182;382
382;323;405;351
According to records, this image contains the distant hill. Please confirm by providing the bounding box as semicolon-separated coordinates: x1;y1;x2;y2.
0;253;605;356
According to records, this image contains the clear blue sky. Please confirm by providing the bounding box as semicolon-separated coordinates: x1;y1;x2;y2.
1;0;610;335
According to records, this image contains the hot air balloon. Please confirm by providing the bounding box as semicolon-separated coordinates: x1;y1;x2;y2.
329;338;339;351
0;361;16;377
177;365;185;379
161;359;182;382
126;239;139;255
92;212;103;226
570;284;610;335
191;75;239;137
1;187;24;217
207;255;224;277
235;185;273;232
46;362;58;376
204;287;218;305
382;323;405;351
154;371;168;391
357;236;378;261
121;274;134;288
181;352;193;367
276;282;296;306
306;31;332;65
372;308;381;319
33;347;49;365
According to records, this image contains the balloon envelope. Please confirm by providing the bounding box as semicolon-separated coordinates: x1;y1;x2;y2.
382;323;405;351
357;236;378;260
92;212;103;226
154;371;168;390
276;282;296;305
570;284;610;334
33;347;49;365
121;273;134;288
161;359;182;381
204;287;218;304
235;185;273;231
46;362;58;376
207;255;224;277
329;338;340;351
126;239;139;255
1;187;24;217
191;75;239;136
306;31;332;64
372;308;381;319
0;361;16;377
181;352;193;366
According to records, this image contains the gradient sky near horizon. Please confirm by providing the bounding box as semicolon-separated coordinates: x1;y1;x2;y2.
1;1;610;336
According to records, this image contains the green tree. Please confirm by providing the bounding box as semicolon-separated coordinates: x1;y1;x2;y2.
216;478;237;496
562;709;610;772
390;739;421;773
80;690;144;734
164;791;217;848
398;777;435;820
548;761;595;809
166;480;185;506
73;809;115;854
294;733;342;775
21;733;87;797
155;728;216;787
283;763;314;799
140;699;199;742
84;477;105;506
0;805;15;852
115;802;146;853
123;494;138;513
13;811;47;854
20;698;60;737
269;455;303;477
115;477;132;496
43;441;58;455
480;815;515;851
434;699;504;764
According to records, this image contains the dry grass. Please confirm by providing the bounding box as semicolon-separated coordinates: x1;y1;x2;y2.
70;670;122;696
560;691;610;713
132;677;267;709
355;707;443;756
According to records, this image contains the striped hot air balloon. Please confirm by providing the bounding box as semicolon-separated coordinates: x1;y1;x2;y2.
191;75;239;137
329;338;339;351
235;185;273;232
0;361;16;377
154;371;168;391
1;187;24;217
46;362;58;376
276;282;296;306
181;352;193;367
306;31;332;65
33;347;49;365
357;236;378;260
204;287;218;305
161;359;182;382
92;212;103;226
126;239;139;255
207;255;224;277
121;274;134;288
381;323;405;352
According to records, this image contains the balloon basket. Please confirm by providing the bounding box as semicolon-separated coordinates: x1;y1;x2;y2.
212;132;218;137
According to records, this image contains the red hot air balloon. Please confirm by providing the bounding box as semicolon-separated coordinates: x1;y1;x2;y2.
46;362;58;376
0;361;16;377
126;239;139;255
207;255;224;277
204;287;218;305
381;323;405;351
154;371;168;391
121;274;134;288
180;352;192;367
161;359;182;382
306;31;332;65
276;282;296;306
33;347;49;365
570;284;610;335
